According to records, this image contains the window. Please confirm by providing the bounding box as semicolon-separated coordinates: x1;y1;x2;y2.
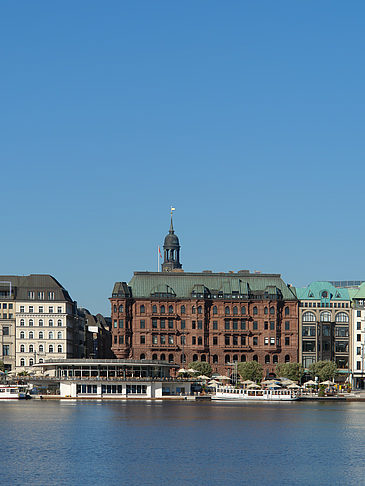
119;335;124;344
28;319;33;327
241;335;246;346
114;335;117;344
241;354;246;362
270;321;275;330
39;319;44;327
49;331;54;339
225;335;230;345
48;292;55;300
253;337;258;346
160;353;166;361
181;320;185;329
197;320;202;330
20;319;25;327
284;307;289;316
140;305;145;314
168;320;174;329
140;320;145;329
152;353;158;360
20;306;25;313
181;336;186;345
213;321;218;330
29;331;34;339
253;321;258;330
57;319;62;327
152;305;157;314
119;305;124;313
169;305;174;314
320;312;331;322
264;307;268;315
321;291;328;298
285;321;290;330
192;306;196;314
198;336;203;346
335;327;348;337
29;358;34;366
57;306;62;313
38;292;44;299
357;334;362;342
39;344;44;352
273;355;278;364
357;322;361;331
213;354;218;363
253;355;258;362
225;320;230;330
302;326;315;337
197;306;202;315
335;342;348;353
303;312;316;322
48;306;54;314
28;291;35;299
160;305;165;314
240;320;246;330
265;355;270;364
270;337;275;345
285;355;290;363
160;335;166;345
233;306;238;315
303;341;315;352
152;319;157;329
225;306;230;315
29;306;34;313
29;344;34;353
2;345;9;356
253;306;258;315
20;358;25;366
113;320;117;328
264;337;269;345
233;320;238;330
20;345;25;352
49;320;53;327
39;331;44;339
152;335;158;345
20;331;25;339
140;335;145;344
233;335;238;346
241;306;246;315
119;319;124;328
160;319;165;329
357;362;361;370
335;312;349;323
285;337;290;346
213;336;218;345
49;345;54;353
181;305;185;314
168;335;174;345
270;307;275;315
213;306;217;315
57;331;62;339
3;326;9;336
357;311;361;317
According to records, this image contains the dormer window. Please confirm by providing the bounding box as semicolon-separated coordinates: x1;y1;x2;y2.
321;291;328;298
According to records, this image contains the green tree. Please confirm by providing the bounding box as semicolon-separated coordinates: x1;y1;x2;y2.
308;361;337;382
237;361;263;382
275;363;304;382
0;361;4;372
188;361;212;377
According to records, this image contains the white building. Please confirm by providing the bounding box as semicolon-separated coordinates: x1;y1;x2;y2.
349;283;365;389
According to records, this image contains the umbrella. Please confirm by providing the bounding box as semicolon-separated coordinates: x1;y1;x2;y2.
303;380;317;387
197;375;210;380
177;368;188;374
287;383;301;389
187;368;200;374
267;383;281;389
241;380;255;385
247;383;260;389
320;380;335;386
215;375;231;380
208;380;220;387
261;379;277;385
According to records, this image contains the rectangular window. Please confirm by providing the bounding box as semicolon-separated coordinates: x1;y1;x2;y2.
233;320;238;330
240;320;246;330
192;336;196;345
152;319;158;329
271;337;276;345
192;321;196;329
357;362;361;370
39;306;44;313
197;320;202;330
357;311;361;317
303;341;315;352
28;291;35;299
2;304;6;309
213;321;218;330
57;306;62;313
181;320;185;330
29;306;34;313
264;337;269;345
168;320;174;329
8;313;12;319
357;322;361;331
160;335;166;345
3;326;9;336
114;335;117;344
140;320;145;329
140;335;145;344
253;321;258;330
3;345;9;356
270;321;275;330
213;336;218;345
264;322;268;330
285;321;290;331
225;335;230;345
241;335;246;346
285;337;290;346
38;292;44;299
113;320;117;328
152;334;158;344
48;307;53;313
119;335;124;344
357;347;361;355
168;335;174;345
233;335;238;346
48;292;55;300
253;337;258;346
357;334;362;342
3;314;7;319
160;319;166;329
181;336;186;345
119;319;124;328
9;304;13;310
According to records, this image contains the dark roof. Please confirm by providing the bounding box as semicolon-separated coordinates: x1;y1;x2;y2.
0;274;73;302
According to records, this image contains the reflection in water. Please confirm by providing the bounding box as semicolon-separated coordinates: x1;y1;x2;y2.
1;401;365;486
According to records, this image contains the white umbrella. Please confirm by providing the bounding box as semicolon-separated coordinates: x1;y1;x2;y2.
267;383;281;389
177;368;188;374
208;380;220;387
241;380;255;385
287;383;301;389
198;375;210;380
247;383;260;389
303;380;317;387
320;380;335;386
215;375;231;380
187;368;200;374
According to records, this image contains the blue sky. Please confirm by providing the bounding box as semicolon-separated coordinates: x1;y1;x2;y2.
1;1;365;315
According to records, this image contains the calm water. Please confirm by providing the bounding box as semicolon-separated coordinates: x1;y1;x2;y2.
1;400;365;486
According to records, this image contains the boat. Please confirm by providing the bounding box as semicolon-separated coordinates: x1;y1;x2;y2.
212;385;298;401
0;385;30;400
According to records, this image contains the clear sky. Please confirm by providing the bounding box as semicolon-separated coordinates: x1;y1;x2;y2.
1;1;365;315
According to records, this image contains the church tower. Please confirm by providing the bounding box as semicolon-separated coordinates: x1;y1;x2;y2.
162;212;182;272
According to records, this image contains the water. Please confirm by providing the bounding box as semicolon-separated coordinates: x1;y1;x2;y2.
1;400;365;486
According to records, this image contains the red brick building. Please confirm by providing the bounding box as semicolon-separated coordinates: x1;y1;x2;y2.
110;218;298;377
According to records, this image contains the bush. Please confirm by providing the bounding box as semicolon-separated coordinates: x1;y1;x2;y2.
187;361;212;377
237;361;263;382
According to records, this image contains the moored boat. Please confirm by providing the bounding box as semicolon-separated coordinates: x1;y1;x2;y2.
0;385;30;400
212;385;298;401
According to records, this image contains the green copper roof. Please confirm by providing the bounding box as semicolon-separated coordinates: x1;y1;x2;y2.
295;281;350;301
349;282;365;300
111;271;297;300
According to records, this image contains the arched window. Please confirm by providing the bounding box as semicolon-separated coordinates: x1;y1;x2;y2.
39;331;43;339
57;331;62;339
57;319;62;327
285;355;290;363
29;319;34;327
49;331;54;339
29;358;34;366
39;319;44;327
160;305;165;314
39;358;44;364
265;355;270;364
225;354;230;363
113;305;117;313
168;305;173;314
201;354;206;362
225;306;230;315
193;354;198;361
49;345;54;353
241;306;246;315
152;305;157;314
160;353;166;361
29;331;34;339
264;307;268;315
20;319;25;327
119;305;124;313
197;306;202;315
29;345;34;353
270;307;275;315
336;312;349;323
168;354;174;363
212;354;218;363
20;358;25;366
152;353;158;360
241;354;246;362
39;345;44;353
233;306;238;315
284;307;290;316
320;312;331;322
273;355;278;364
253;307;258;315
20;331;25;339
198;337;202;345
213;306;217;315
192;306;196;314
49;319;53;327
140;305;145;314
181;305;185;314
20;344;25;352
303;312;316;322
232;354;238;362
253;355;258;362
140;353;146;360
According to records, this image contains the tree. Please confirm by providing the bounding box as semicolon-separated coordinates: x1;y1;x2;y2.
275;363;304;382
308;361;337;382
237;361;263;382
188;361;212;377
0;361;4;372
